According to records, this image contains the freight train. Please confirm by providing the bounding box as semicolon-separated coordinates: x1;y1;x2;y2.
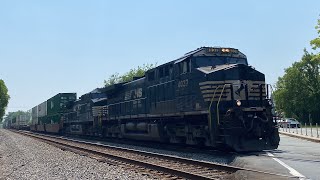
26;47;279;152
3;114;30;130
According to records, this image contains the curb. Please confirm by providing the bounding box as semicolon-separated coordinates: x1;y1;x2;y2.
279;131;320;143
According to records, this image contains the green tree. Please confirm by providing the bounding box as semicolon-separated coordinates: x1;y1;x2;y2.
104;63;156;86
0;79;10;122
274;17;320;123
273;51;320;123
4;110;31;124
310;18;320;50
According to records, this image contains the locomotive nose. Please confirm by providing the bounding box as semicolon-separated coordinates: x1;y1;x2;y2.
199;63;267;102
200;63;264;81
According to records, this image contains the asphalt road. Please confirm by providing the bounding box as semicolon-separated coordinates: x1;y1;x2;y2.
232;134;320;180
274;134;320;179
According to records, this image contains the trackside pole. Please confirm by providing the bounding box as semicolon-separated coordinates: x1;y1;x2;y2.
289;124;290;133
305;123;307;136
310;123;313;137
316;123;319;138
286;124;287;132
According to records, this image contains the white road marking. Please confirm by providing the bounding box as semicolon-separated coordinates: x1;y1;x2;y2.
266;152;306;179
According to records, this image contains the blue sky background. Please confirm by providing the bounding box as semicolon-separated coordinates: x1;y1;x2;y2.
1;0;320;112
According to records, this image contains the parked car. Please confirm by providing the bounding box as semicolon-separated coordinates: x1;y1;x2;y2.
278;118;301;128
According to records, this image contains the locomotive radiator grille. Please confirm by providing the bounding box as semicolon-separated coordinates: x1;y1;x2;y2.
92;106;108;117
247;81;266;100
199;81;232;102
199;80;267;102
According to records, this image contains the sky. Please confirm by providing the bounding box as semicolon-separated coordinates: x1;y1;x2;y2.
0;0;320;113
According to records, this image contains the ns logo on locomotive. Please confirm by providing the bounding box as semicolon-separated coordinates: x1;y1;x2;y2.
28;47;280;152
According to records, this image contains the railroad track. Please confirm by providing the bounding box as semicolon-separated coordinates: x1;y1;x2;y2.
12;130;297;180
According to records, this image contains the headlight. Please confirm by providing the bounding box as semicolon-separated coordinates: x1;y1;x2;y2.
236;100;241;106
222;48;230;53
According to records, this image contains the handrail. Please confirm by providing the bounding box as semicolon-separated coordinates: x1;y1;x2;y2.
266;84;274;100
266;84;275;108
216;84;230;125
208;86;221;131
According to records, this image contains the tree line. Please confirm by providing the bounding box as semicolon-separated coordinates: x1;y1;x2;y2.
104;63;156;86
3;110;31;124
0;80;10;122
273;18;320;124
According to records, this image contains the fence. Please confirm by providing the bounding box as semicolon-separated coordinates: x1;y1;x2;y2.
278;123;320;139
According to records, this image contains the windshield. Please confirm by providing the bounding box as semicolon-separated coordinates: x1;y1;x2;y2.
287;118;298;122
194;56;248;67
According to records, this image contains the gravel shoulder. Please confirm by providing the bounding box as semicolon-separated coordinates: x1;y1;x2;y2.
0;129;152;180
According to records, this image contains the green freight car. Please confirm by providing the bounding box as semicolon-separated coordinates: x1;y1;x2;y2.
43;93;77;133
47;93;77;116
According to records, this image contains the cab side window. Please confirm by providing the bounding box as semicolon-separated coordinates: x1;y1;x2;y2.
179;59;191;74
164;66;169;76
148;71;155;81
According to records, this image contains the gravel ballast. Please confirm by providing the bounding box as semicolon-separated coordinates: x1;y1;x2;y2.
65;136;233;165
0;129;152;180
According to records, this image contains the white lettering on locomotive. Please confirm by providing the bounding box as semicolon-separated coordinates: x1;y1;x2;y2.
178;79;189;88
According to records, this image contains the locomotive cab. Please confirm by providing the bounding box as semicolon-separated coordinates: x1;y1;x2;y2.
187;48;280;151
167;47;280;151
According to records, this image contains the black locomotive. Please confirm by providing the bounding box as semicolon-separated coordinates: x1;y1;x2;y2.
31;47;280;152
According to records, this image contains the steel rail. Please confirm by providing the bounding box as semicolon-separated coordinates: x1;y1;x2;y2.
13;130;298;179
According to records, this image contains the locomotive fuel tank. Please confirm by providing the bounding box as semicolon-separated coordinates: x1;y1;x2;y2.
125;122;148;132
